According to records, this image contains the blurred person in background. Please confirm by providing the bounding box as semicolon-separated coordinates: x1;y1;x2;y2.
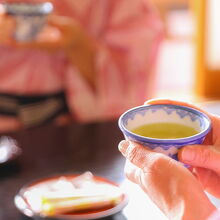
0;0;163;132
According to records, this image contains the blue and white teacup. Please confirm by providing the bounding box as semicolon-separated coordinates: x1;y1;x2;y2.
2;2;53;41
118;104;211;161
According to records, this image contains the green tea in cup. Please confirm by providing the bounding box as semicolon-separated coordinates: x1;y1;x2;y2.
131;122;198;139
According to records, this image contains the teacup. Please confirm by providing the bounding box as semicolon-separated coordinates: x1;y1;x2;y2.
3;2;53;41
118;104;211;161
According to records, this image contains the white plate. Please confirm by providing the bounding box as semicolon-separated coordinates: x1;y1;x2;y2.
14;174;128;220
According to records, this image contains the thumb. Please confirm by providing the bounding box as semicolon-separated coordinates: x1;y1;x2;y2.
179;145;220;174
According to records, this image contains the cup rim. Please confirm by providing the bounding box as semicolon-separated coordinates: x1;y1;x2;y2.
3;2;53;16
118;104;212;144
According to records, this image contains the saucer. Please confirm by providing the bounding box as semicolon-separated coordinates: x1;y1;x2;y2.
14;173;128;220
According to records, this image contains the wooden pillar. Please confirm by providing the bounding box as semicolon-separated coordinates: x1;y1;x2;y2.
193;0;220;99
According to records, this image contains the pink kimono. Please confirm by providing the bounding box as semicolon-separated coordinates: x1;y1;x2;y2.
0;0;163;129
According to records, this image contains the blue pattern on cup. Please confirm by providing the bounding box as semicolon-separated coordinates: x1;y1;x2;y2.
118;104;211;162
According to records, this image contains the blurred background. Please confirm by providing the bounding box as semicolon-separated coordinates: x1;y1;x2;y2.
1;1;220;220
0;0;220;130
154;0;220;105
153;0;194;100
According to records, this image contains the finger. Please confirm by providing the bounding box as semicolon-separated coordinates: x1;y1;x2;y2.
194;167;220;197
145;98;194;106
145;98;210;115
124;160;142;184
145;98;220;124
119;140;152;169
46;15;79;31
178;145;220;174
193;167;212;188
118;140;172;172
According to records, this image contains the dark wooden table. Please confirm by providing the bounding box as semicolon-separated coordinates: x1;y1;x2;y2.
0;120;128;220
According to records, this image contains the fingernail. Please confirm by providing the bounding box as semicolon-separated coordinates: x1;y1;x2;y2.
118;140;129;154
179;147;196;162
